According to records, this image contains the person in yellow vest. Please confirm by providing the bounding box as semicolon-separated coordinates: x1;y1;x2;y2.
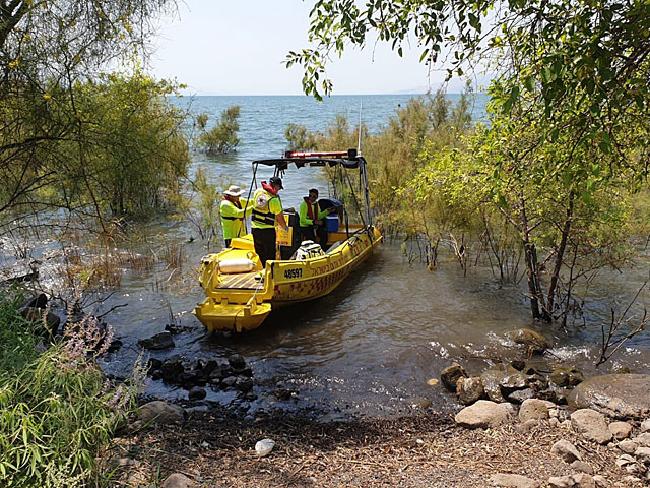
299;188;335;244
251;176;287;266
220;185;251;248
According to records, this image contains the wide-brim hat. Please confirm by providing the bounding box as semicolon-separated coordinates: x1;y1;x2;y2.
224;185;244;197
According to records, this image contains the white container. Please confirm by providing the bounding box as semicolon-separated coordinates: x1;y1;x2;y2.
218;257;255;274
295;241;324;260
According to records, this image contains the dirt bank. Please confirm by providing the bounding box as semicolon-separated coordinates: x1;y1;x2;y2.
108;408;640;487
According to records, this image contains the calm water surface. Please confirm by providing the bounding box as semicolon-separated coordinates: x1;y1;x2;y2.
23;95;650;417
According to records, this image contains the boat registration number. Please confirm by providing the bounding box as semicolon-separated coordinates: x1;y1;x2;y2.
283;268;303;279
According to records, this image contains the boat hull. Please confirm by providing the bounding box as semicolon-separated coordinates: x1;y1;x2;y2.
194;226;382;332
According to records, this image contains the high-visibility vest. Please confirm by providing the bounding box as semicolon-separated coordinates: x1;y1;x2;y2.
220;198;247;239
251;188;279;229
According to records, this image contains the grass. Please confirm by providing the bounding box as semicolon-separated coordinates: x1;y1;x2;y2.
0;290;138;487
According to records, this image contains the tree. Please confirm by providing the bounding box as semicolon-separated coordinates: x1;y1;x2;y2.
0;0;177;229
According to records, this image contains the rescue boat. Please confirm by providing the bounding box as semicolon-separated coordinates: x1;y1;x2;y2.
194;149;383;332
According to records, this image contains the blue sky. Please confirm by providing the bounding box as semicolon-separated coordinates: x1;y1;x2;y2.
149;1;478;96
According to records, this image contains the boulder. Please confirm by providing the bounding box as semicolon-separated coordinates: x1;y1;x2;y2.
568;374;650;420
22;293;48;309
188;386;206;401
456;376;485;405
138;331;174;350
228;353;247;370
441;363;467;392
608;421;632;440
641;419;650;432
481;364;522;403
21;307;61;333
633;432;650;446
570;461;594;475
506;328;551;353
592;476;607;488
550;439;582;463
549;367;585;387
490;473;540;488
160;358;185;384
570;409;612;444
519;399;551;422
508;388;535;404
635;446;650;460
454;400;514;429
162;473;196;488
618;439;639;454
137;401;184;425
548;474;595;488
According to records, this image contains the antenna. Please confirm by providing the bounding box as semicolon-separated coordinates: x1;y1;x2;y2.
357;100;363;156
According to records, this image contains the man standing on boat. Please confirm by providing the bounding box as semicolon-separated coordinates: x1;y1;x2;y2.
219;185;251;248
251;176;287;266
299;188;333;244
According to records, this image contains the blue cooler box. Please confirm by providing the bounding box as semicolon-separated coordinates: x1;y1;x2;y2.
325;215;339;232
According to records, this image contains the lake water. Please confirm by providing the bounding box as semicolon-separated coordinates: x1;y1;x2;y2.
15;94;649;419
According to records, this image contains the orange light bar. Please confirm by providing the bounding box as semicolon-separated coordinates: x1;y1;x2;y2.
284;149;356;159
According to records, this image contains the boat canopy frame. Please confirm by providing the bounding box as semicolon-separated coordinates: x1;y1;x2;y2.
245;148;374;229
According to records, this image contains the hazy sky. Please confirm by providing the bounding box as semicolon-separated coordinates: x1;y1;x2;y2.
149;1;472;96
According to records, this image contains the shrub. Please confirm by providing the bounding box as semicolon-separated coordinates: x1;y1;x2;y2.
197;105;241;155
0;292;138;487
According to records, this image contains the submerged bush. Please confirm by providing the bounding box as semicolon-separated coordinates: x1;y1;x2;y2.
0;292;138;487
197;105;241;155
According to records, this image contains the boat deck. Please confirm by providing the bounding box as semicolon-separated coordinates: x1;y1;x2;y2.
217;271;263;290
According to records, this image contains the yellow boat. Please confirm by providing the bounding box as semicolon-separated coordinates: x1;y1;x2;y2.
194;149;383;332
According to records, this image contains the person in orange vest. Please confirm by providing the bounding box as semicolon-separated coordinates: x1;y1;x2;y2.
299;188;335;245
251;176;287;266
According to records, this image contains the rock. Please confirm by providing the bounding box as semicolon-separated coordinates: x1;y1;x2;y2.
508;388;535;404
550;367;585;387
162;473;196;488
490;473;540;488
160;358;185;383
570;409;612;444
21;307;61;333
441;363;467;392
228;353;246;370
549;418;560;428
618;439;639;454
480;364;522;403
137;401;184;425
614;453;636;467
454;400;515;429
255;438;275;456
221;376;237;388
550;439;582;463
635;446;650;459
188;386;206;401
633;432;650;446
571;461;594;475
516;419;539;433
592;475;607;488
500;372;528;393
608;421;632;440
456;376;485;405
568;374;650;420
641;419;650;432
519;399;551;422
548;474;595;488
23;293;48;309
138;331;174;350
510;360;527;371
506;328;551;353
